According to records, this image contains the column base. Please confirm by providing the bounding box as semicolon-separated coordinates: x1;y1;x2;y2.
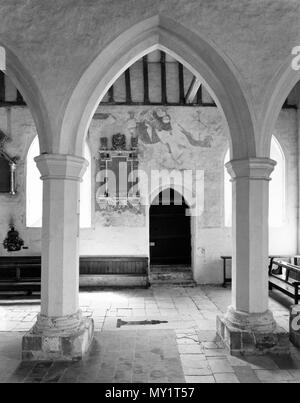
217;311;290;356
22;311;94;361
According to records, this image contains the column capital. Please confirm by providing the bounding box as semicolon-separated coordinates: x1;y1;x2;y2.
35;154;88;181
226;158;276;181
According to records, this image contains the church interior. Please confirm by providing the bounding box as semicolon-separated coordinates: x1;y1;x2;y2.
0;0;300;384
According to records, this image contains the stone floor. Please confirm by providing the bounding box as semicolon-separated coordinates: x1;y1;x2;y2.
0;285;300;383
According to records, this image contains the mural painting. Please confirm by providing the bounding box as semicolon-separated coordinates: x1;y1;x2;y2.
93;107;221;225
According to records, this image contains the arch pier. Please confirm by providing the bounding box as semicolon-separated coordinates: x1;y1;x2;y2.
22;154;94;361
217;158;289;355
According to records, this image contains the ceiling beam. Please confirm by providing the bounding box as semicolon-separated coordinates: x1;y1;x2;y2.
185;76;201;104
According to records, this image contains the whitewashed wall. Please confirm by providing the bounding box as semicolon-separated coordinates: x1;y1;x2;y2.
0;105;297;284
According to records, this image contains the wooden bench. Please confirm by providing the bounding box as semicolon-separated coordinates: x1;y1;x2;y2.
0;255;149;295
0;256;41;295
269;260;300;304
221;255;294;288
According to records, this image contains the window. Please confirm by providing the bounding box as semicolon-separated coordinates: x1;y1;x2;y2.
224;136;285;228
80;144;92;228
224;149;232;228
269;137;285;228
26;137;92;228
26;137;42;227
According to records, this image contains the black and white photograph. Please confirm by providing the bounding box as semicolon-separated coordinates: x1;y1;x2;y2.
0;0;300;387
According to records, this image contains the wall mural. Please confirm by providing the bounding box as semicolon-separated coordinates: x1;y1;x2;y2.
95;108;215;158
136;109;213;158
94;107;219;221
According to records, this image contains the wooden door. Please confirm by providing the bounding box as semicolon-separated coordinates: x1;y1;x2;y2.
150;189;191;265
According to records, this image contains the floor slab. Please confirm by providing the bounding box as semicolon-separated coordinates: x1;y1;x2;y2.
0;285;299;383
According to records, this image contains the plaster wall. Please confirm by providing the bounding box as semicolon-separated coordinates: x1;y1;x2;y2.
0;106;41;254
0;105;297;284
269;110;298;256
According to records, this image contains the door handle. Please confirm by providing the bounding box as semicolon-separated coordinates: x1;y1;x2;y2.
150;242;155;247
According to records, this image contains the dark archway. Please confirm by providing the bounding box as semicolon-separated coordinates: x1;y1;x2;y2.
150;188;191;266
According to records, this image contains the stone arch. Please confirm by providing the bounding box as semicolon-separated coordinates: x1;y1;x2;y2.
0;44;51;153
259;59;300;157
60;15;256;160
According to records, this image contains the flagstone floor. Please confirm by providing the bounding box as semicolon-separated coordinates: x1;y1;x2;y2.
0;285;300;383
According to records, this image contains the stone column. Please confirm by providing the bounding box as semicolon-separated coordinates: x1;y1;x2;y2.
22;154;94;361
217;158;289;355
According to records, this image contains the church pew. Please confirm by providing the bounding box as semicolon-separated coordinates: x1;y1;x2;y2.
0;255;149;295
269;260;300;304
221;255;295;288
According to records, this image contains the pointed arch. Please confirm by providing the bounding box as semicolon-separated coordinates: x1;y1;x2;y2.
1;44;51;153
260;58;300;157
60;15;256;160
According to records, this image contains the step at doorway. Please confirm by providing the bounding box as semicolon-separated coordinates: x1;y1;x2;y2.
150;265;195;285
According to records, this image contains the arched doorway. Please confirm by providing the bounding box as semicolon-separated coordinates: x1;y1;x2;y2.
150;188;191;267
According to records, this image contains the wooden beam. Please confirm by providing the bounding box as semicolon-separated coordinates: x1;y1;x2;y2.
160;51;167;104
16;90;25;104
178;62;185;104
143;55;150;104
185;76;201;104
125;68;132;104
108;86;114;103
197;85;202;105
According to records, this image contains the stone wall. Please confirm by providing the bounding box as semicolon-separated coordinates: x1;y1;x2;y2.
0;104;298;284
